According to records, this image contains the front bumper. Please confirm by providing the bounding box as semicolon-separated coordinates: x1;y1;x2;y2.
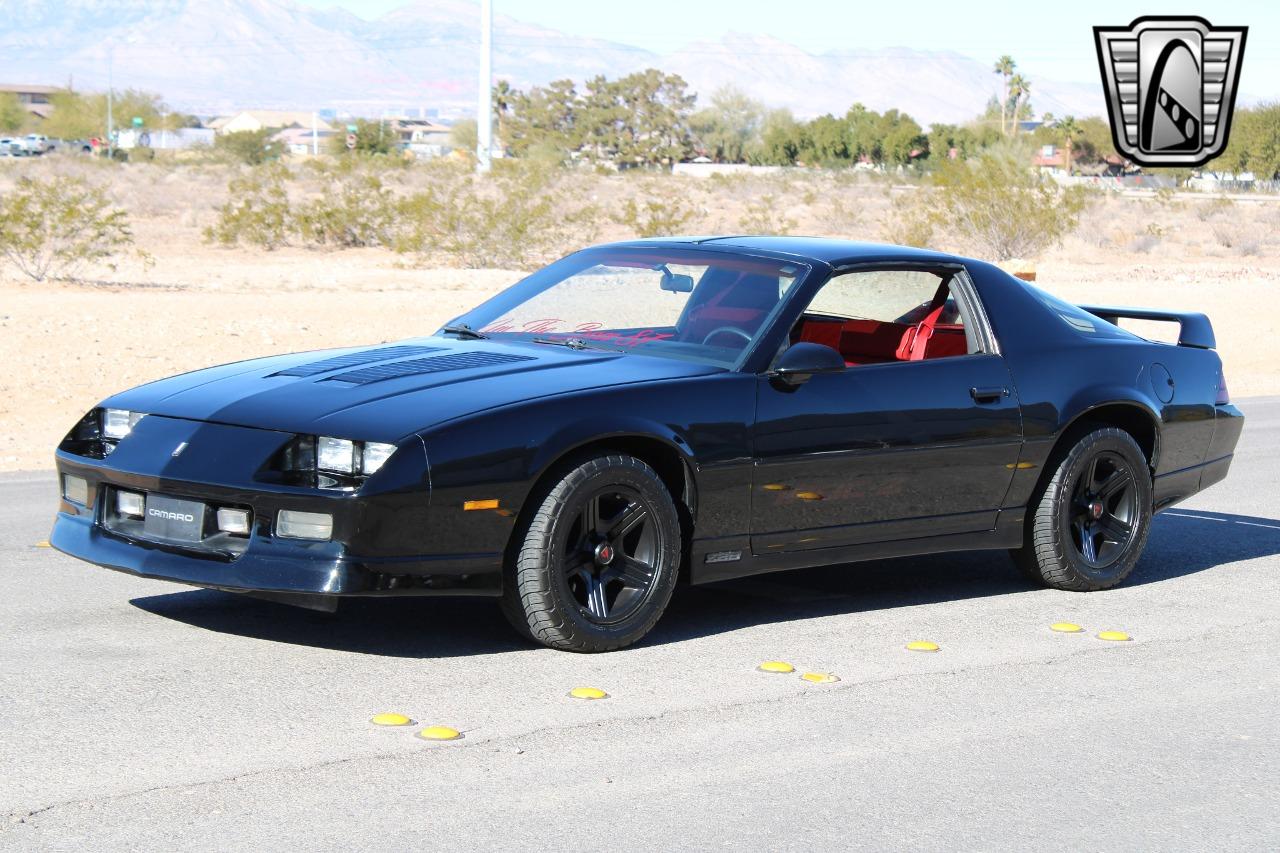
52;451;503;598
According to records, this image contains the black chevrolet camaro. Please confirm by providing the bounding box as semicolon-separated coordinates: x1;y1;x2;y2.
52;237;1243;651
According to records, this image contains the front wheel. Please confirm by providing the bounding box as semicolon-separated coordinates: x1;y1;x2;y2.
1012;426;1153;591
500;453;682;652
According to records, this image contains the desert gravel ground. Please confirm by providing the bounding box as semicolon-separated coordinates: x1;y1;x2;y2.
1;399;1277;850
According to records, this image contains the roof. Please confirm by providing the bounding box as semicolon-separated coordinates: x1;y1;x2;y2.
597;236;961;266
0;83;58;95
211;111;334;132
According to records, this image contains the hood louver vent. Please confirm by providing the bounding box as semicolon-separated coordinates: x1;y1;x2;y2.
325;351;536;385
271;345;444;378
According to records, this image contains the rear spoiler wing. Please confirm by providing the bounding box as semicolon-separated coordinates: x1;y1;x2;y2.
1079;305;1216;349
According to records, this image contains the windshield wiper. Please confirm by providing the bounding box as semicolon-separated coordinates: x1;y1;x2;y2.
531;336;610;351
440;323;488;340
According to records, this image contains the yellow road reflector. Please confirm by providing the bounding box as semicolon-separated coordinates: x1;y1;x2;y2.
568;686;608;700
417;726;462;741
1097;630;1131;642
33;540;51;548
762;483;790;491
800;672;840;684
463;499;500;511
795;491;824;501
1050;622;1084;633
370;712;413;727
906;641;940;652
757;660;795;673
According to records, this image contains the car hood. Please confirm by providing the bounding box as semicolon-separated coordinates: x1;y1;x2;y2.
102;337;724;442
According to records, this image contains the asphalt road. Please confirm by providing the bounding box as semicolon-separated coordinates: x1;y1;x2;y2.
3;399;1278;851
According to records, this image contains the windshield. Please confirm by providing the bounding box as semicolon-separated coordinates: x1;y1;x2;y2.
448;247;807;367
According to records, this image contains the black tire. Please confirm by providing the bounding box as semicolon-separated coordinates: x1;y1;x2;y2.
1012;426;1153;591
499;453;682;652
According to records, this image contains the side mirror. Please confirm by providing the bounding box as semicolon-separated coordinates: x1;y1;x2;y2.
769;342;846;386
660;271;695;293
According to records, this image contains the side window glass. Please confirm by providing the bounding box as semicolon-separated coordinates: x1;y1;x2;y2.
793;269;976;364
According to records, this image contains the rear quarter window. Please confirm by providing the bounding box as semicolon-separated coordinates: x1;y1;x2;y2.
1026;285;1140;340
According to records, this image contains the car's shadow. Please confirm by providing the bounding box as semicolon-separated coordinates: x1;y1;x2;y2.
129;510;1280;658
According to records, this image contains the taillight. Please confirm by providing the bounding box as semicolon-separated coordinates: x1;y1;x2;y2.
1216;371;1230;405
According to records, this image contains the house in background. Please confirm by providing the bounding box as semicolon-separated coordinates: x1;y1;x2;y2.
272;125;336;155
0;83;57;122
389;118;453;158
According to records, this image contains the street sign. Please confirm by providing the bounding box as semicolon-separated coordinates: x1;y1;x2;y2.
346;124;358;133
346;133;357;149
131;116;143;128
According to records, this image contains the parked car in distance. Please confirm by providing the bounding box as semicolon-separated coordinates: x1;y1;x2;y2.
22;134;49;154
50;237;1244;652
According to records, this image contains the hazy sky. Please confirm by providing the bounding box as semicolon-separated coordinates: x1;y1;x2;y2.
299;0;1278;88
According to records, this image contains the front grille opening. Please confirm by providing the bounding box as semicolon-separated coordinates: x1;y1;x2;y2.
101;487;252;559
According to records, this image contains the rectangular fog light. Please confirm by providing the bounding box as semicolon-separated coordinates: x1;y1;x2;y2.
216;508;251;535
277;510;333;540
116;490;145;518
63;475;89;506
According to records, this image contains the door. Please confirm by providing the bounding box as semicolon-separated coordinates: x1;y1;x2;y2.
750;266;1022;554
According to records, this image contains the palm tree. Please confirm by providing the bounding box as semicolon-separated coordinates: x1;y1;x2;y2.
993;55;1015;134
1058;115;1081;174
1008;74;1030;135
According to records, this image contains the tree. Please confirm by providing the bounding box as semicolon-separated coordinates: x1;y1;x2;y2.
752;108;801;165
993;55;1015;135
1056;115;1081;174
1007;74;1031;134
1215;103;1280;179
690;85;764;163
0;92;27;133
876;109;926;166
41;88;178;141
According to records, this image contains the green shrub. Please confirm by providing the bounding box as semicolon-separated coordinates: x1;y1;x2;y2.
737;193;796;235
204;163;294;250
614;193;695;237
894;146;1090;259
0;176;134;281
214;129;278;165
396;162;592;268
296;172;396;248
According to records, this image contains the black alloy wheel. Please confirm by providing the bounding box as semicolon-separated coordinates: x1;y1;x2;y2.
1012;426;1153;591
561;486;661;624
500;453;682;652
1068;451;1138;568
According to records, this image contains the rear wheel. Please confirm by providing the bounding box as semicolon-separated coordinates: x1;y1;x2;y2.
1012;427;1152;591
500;453;681;652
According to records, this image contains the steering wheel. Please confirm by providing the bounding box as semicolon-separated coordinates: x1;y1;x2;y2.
701;326;753;347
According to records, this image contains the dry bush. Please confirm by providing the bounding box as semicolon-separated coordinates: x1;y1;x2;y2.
1194;196;1235;221
204;163;294;250
396;161;595;268
1212;224;1236;248
0;175;134;281
737;193;796;234
296;170;397;248
890;147;1090;259
1128;234;1160;254
613;187;697;237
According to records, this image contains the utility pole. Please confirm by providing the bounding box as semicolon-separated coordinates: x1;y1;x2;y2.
106;43;114;159
476;0;492;173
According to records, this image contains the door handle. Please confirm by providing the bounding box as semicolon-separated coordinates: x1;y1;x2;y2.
970;386;1008;402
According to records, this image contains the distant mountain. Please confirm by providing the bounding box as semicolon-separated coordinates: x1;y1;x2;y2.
0;0;1105;123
